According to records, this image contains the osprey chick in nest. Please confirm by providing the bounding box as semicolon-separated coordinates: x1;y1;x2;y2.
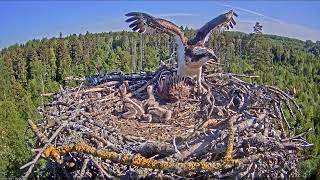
125;10;238;93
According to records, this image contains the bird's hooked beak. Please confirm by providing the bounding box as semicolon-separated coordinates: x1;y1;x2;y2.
208;51;219;62
185;56;192;63
206;51;220;65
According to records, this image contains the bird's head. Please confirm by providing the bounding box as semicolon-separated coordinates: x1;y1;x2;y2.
185;46;219;66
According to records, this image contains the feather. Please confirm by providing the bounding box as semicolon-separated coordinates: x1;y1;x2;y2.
125;11;187;45
126;17;139;23
188;10;238;46
125;12;188;77
233;12;238;17
132;26;140;31
231;18;236;25
129;20;143;28
125;12;141;17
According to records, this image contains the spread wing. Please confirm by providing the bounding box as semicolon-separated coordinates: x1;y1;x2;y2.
188;10;238;46
125;12;187;45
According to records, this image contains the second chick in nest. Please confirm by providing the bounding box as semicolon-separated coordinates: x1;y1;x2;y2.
144;85;172;123
148;106;172;123
143;85;159;110
119;82;151;121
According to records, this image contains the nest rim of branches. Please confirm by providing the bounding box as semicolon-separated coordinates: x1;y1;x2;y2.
21;65;313;179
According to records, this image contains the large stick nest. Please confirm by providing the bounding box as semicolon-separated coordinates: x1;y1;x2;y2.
22;65;313;179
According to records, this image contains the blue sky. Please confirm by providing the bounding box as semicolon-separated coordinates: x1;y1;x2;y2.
1;1;320;48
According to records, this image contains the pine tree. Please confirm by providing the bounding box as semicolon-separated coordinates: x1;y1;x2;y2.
115;47;131;72
253;22;263;34
55;38;71;81
0;57;16;101
131;38;137;72
48;48;57;80
144;46;159;70
69;34;83;65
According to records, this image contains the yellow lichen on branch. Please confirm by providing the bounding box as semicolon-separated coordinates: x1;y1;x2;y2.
42;142;239;173
43;144;60;162
223;124;240;166
28;119;48;143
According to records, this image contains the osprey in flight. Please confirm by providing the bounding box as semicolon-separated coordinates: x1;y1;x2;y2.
125;10;238;93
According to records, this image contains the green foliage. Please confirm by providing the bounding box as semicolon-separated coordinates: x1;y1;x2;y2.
298;155;320;179
115;47;131;72
0;58;15;101
0;101;31;177
144;46;159;70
